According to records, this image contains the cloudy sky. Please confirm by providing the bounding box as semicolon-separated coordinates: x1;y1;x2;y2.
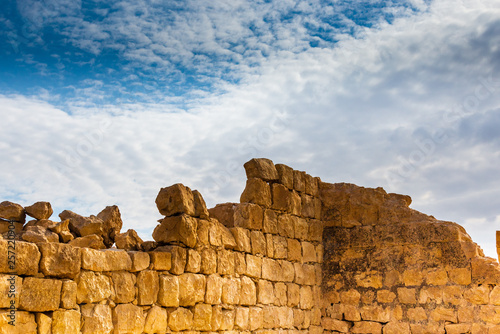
1;0;500;257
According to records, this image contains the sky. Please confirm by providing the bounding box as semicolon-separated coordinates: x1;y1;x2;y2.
1;0;500;257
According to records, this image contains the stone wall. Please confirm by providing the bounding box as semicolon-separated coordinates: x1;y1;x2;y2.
1;158;500;334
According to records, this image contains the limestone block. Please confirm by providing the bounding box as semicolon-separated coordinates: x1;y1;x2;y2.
25;201;52;220
294;263;316;285
274;282;287;306
287;283;300;307
52;309;81;334
305;174;319;196
19;277;61;312
299;286;314;309
491;286;500;305
258;280;275;304
39;243;81;279
36;312;52;334
266;233;274;258
0;310;36;334
208;220;222;247
60;279;77;309
0;201;25;223
222;277;241;305
287;238;301;262
377;290;396;304
193;189;210;219
235;307;249;330
59;230;74;243
205;274;223;304
60;210;105;238
144;305;168;334
300;194;316;218
231;227;251;252
76;271;112;304
448;267;472;285
137;270;159;305
148;251;172;271
277;306;294;328
221;308;235;330
68;234;106;249
277;214;295;238
464;284;490;304
81;248;132;271
430;306;457;323
271;183;293;212
155;183;195;217
263;258;283;282
291;190;302;216
441;285;463;306
355;271;383;289
340;289;361;305
235;251;247;275
241;178;272;207
158;274;179;307
22;225;59;243
269;164;292;191
322;318;350;332
240;275;257;305
248;306;264;331
193;303;213;331
115;229;143;251
479;305;500;323
302;241;317;263
251;230;266;255
186;249;201;273
153;214;198;248
273;235;287;259
128;251;150;272
169;307;193;331
155;245;186;274
425;268;448;285
234;203;264;230
245;254;262;278
351;321;382;333
263;209;278;234
179;273;206;306
112;303;145;334
201;248;217;274
96;205;123;247
196;219;210;246
218;249;235;275
407;307;428;321
419;287;443;304
293;170;306;192
294;308;305;328
410;322;445;334
458;307;474;322
221;224;238;250
360;305;390;323
402;269;424;286
0;274;21;308
397;288;416;304
382;322;410;334
211;305;223;331
278;260;295;282
0;220;23;236
444;324;472;334
472;256;500;284
81;304;113;334
308;219;323;242
262;305;277;328
243;158;279;181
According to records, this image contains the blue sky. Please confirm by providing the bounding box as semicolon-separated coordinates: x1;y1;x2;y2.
2;0;500;257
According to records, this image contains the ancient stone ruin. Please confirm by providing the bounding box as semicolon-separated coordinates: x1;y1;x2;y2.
1;158;500;333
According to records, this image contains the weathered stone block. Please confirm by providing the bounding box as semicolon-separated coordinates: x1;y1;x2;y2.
96;205;123;247
472;257;500;284
263;209;278;234
291;190;302;216
39;243;81;279
279;260;295;282
115;229;143;251
262;258;281;281
273;235;287;259
302;241;317;263
448;267;472;285
156;245;186;274
218;249;235;275
68;234;106;249
144;306;168;334
0;310;36;334
110;271;136;304
275;163;294;188
168;307;193;331
430;306;457;322
249;306;263;330
341;289;361;305
0;201;25;223
287;283;300;307
205;273;223;304
148;250;172;271
19;277;62;312
222;277;241;305
419;287;444;304
52;309;80;334
235;251;247;275
158;274;179;307
153;214;198;248
272;183;293;212
397;288;416;304
299;285;314;309
274;282;287;306
251;230;266;255
112;303;145;334
377;290;396;304
128;251;150;272
235;306;249;330
179;273;206;306
308;219;323;242
258;280;275;304
277;214;295;238
244;158;279;181
25;201;52;220
37;312;52;334
76;271;112;304
231;227;251;252
287;238;302;262
192;303;212;331
81;304;113;334
81;248;132;271
245;254;262;278
193;189;210;219
240;275;257;305
60;210;105;238
241;178;272;207
186;249;201;273
200;248;217;274
266;233;274;258
322;318;351;332
464;284;490;304
360;305;390;323
382;321;410;334
442;285;463;306
137;270;159;305
156;183;195;217
22;225;59;243
0;240;39;276
60;280;77;309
